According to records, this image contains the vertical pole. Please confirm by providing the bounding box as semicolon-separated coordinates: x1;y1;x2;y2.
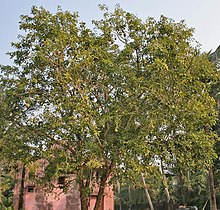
141;173;154;210
117;180;122;210
209;167;217;210
128;185;131;210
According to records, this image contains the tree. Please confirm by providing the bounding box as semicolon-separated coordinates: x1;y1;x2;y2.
206;45;220;210
0;85;22;209
1;5;219;210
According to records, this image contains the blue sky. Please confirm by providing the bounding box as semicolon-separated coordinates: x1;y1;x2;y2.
1;0;220;65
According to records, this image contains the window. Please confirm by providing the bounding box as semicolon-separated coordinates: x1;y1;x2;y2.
27;186;35;193
58;176;65;185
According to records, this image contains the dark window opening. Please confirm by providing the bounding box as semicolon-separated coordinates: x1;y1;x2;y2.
27;186;35;193
58;176;65;185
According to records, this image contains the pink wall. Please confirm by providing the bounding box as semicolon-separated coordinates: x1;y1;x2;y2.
20;185;113;210
13;166;114;210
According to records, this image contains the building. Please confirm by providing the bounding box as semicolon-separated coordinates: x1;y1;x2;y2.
13;163;114;210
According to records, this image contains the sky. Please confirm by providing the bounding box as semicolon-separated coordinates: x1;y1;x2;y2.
1;0;220;65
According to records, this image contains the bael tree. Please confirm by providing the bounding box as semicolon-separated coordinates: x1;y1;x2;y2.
1;5;219;210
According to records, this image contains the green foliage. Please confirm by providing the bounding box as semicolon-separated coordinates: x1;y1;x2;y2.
115;185;149;210
0;165;15;209
0;5;219;209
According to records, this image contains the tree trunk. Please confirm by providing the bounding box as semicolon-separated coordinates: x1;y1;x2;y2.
117;180;122;210
160;159;171;210
78;165;90;210
141;173;154;210
0;168;2;207
79;187;89;210
163;174;171;210
0;161;2;207
18;164;25;210
177;171;186;206
128;185;132;210
93;175;108;210
94;162;113;210
209;167;217;210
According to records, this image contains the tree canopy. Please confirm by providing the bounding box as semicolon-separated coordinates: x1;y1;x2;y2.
0;5;219;210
